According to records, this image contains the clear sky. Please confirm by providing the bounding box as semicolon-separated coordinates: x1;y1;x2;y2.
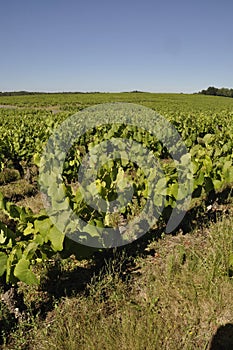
1;0;233;93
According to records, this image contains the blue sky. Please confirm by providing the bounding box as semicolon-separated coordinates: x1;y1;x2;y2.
1;0;233;93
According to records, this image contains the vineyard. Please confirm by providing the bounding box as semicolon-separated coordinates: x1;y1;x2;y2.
0;92;232;283
0;92;233;349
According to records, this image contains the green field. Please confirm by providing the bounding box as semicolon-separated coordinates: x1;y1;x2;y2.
0;92;233;349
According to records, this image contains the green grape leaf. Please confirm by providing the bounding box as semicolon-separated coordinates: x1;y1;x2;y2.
0;252;7;276
0;229;7;244
47;225;64;251
34;218;52;238
24;222;34;236
14;258;39;285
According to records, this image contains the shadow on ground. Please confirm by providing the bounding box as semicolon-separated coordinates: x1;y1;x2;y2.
209;324;233;350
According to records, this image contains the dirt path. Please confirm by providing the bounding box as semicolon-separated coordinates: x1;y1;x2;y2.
0;104;18;109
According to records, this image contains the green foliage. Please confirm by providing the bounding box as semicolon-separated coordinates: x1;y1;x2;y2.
0;93;232;285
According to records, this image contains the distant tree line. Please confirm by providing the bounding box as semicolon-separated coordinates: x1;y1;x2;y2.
0;91;43;96
198;86;233;98
0;91;147;96
0;91;101;96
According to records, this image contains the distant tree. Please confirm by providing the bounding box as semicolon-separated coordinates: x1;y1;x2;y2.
198;86;233;98
200;89;206;95
206;86;218;96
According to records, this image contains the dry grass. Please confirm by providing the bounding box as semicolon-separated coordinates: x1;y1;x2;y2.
16;192;45;214
0;180;35;201
6;210;231;350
